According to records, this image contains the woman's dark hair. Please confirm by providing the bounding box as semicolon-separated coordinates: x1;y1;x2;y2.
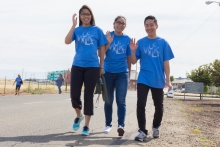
144;15;157;25
79;5;95;26
114;16;126;23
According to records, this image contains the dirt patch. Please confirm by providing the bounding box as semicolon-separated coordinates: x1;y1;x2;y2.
180;99;220;147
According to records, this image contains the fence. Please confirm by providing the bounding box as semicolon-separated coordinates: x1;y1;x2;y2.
0;77;70;94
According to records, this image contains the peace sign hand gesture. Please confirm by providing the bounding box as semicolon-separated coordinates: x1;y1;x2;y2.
72;13;77;27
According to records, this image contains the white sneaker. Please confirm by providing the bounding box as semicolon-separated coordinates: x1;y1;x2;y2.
103;126;111;133
117;125;124;136
152;127;160;138
134;131;147;142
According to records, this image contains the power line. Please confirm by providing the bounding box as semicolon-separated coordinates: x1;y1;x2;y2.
159;0;196;32
166;5;206;37
175;7;220;49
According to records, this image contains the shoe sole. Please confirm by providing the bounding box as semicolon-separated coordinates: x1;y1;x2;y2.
117;128;124;136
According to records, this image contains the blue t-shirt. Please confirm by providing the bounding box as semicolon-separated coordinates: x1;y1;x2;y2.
72;25;108;67
15;77;22;86
104;31;131;73
136;37;174;88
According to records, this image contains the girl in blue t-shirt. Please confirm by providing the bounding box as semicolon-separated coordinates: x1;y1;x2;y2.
64;5;108;136
103;16;131;137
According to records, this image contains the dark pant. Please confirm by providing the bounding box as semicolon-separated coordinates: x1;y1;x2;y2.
70;66;99;115
137;83;164;134
58;86;62;94
104;72;129;127
16;85;21;90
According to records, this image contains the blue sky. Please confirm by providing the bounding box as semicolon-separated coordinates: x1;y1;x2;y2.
1;0;220;79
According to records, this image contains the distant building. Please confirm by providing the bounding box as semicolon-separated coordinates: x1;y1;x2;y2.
171;77;192;89
47;70;68;81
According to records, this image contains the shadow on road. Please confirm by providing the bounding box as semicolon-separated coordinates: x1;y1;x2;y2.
0;131;153;146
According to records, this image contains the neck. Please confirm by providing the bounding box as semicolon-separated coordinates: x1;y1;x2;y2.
147;34;157;39
114;31;123;36
82;24;91;27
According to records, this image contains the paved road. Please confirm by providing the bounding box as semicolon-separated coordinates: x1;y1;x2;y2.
0;91;155;147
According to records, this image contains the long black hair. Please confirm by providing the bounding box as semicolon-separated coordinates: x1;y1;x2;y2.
79;5;95;26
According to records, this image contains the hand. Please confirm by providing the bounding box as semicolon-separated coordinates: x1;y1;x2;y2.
164;82;172;92
130;38;138;52
72;13;77;27
106;31;114;44
100;69;104;76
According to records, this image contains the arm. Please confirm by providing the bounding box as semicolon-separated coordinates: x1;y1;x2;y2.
130;38;138;64
164;60;172;91
105;31;113;51
99;45;105;76
65;13;77;44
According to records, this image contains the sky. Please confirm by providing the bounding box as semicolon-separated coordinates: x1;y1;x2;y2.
0;0;220;79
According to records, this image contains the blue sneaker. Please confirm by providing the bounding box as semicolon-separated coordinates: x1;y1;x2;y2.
81;126;90;136
72;114;84;131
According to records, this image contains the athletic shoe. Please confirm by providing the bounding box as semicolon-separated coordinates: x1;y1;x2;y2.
72;114;84;131
117;125;124;136
134;131;147;142
81;126;90;136
103;126;112;134
15;93;17;95
152;127;160;138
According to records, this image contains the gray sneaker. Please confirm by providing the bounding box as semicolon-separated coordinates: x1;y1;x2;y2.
152;127;160;138
134;131;147;142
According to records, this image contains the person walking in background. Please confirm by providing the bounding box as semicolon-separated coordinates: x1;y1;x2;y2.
13;74;23;96
103;16;131;137
64;5;108;136
130;15;174;141
56;74;64;94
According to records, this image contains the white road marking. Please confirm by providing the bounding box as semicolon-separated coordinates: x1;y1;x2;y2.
24;101;44;104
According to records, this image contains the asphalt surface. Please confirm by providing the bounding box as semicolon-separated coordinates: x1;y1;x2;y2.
0;91;155;147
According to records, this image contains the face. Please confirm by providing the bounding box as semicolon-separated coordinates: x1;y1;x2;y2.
144;19;158;38
114;17;126;34
80;9;92;27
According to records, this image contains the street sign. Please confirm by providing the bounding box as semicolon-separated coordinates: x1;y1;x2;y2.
184;82;204;100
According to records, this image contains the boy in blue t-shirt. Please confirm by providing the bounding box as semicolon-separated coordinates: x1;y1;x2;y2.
130;15;174;141
13;74;23;96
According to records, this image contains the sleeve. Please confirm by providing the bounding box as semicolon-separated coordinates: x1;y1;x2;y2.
163;40;174;61
97;28;108;48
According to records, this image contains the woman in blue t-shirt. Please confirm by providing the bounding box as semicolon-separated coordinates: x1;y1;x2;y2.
13;74;23;96
103;16;131;137
65;5;108;136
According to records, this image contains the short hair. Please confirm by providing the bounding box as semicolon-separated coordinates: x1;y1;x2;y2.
144;15;157;25
79;5;95;26
114;16;126;23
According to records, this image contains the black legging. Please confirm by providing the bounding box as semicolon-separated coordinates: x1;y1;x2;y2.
70;66;99;115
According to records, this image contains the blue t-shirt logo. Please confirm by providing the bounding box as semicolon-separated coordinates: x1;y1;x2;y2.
143;43;159;58
77;32;93;45
110;41;125;54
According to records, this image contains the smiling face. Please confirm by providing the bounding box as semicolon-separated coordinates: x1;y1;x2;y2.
80;8;92;27
144;19;158;39
113;17;126;35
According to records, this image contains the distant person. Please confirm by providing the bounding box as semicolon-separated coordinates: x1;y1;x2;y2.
130;15;174;141
64;5;108;136
103;16;131;137
56;74;64;94
13;74;23;96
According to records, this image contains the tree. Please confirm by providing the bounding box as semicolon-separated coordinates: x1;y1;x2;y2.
170;76;174;82
208;59;220;87
187;64;212;87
